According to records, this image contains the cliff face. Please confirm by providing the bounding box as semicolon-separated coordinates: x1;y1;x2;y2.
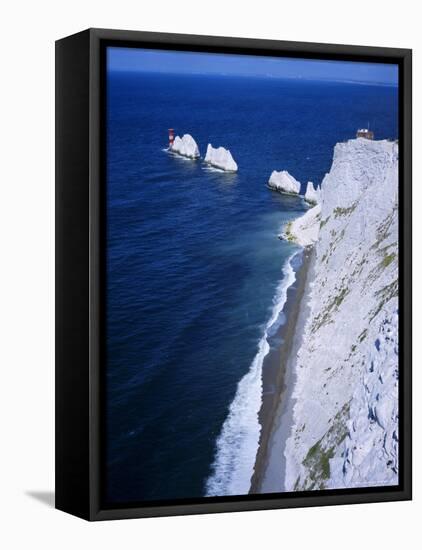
285;138;399;491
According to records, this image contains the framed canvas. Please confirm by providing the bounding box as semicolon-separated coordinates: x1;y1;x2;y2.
55;28;412;521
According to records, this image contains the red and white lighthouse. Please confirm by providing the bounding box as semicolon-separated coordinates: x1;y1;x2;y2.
168;128;175;149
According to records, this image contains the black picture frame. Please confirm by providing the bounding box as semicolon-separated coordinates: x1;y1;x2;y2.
55;28;412;521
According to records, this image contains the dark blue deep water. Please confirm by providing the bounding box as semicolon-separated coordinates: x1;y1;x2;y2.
105;70;398;503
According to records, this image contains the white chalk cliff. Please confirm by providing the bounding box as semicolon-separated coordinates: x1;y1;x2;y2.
284;138;399;491
282;204;321;248
171;134;200;159
204;144;238;172
268;170;301;195
304;181;321;205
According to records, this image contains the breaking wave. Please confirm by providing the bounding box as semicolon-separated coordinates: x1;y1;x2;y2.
205;252;298;496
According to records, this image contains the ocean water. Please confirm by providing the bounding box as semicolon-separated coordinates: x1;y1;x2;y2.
105;70;398;503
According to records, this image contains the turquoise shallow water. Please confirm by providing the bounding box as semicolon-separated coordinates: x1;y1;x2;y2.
105;70;398;503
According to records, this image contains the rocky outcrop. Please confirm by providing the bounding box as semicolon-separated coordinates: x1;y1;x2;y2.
268;170;301;195
171;134;200;159
304;181;321;205
204;144;238;172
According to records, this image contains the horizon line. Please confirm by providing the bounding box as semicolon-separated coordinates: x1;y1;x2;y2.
107;69;399;88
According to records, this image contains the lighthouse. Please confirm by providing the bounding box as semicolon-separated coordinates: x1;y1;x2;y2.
168;128;175;149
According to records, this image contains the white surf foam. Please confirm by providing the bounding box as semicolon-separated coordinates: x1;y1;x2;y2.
205;252;298;496
164;148;197;161
201;164;228;174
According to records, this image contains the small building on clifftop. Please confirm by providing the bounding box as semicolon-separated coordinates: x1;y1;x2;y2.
356;128;374;140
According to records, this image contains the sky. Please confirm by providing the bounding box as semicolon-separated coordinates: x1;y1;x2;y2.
107;47;398;86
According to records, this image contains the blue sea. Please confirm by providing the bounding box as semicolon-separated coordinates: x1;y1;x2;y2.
105;70;398;503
